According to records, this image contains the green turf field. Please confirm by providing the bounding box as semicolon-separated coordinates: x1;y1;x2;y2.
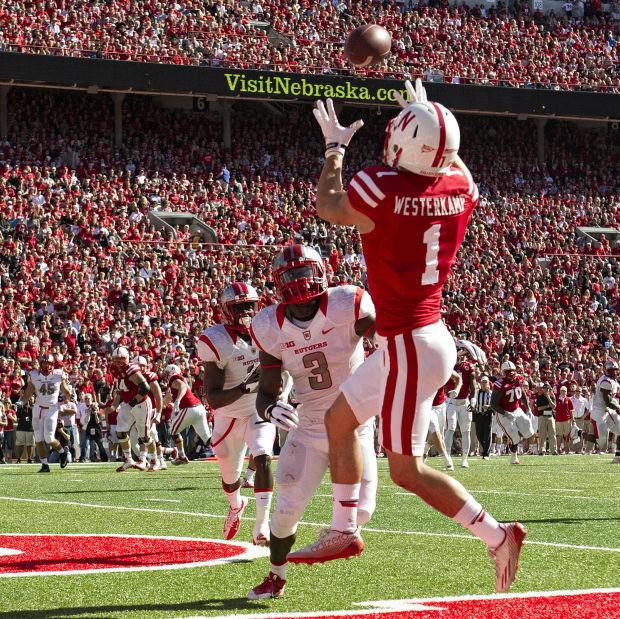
0;454;618;618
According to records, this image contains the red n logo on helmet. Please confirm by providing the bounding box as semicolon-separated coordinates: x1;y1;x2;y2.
395;111;416;132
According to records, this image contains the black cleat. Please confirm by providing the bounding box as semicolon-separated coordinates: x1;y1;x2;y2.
60;450;68;469
38;464;51;473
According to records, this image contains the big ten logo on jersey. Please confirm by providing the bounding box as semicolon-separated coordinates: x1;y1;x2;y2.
281;340;296;350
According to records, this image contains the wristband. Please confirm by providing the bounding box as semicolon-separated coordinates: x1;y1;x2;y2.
325;142;346;157
128;398;138;407
264;403;275;420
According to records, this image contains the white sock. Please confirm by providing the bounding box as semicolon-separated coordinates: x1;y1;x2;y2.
41;457;48;465
225;487;242;509
244;467;256;482
453;495;505;549
270;560;286;580
331;482;360;533
254;490;273;527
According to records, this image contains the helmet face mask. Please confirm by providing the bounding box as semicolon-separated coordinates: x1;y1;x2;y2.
220;283;261;334
273;245;327;305
383;101;460;177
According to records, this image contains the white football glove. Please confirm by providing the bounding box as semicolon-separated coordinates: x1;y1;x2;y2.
265;402;299;432
447;390;458;400
313;98;364;157
238;364;260;394
393;78;427;109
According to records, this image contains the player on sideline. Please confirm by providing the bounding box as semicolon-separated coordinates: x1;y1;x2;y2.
161;364;212;464
247;245;378;600
20;354;72;472
287;80;526;594
197;283;275;546
132;356;164;471
445;344;478;468
490;361;535;465
586;359;620;462
105;347;157;472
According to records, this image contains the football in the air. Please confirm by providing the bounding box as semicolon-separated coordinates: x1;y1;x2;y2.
344;24;392;68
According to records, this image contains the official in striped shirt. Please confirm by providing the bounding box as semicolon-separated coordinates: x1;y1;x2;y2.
473;376;493;459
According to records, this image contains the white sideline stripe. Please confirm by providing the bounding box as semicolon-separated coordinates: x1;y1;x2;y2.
182;587;620;619
1;496;617;553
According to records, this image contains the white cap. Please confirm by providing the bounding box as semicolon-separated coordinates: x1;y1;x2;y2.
480;375;490;383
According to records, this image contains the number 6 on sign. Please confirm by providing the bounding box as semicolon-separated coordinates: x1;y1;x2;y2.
421;223;441;285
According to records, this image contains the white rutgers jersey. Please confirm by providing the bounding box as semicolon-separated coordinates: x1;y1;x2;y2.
30;369;64;406
196;323;259;418
590;374;619;420
250;286;374;419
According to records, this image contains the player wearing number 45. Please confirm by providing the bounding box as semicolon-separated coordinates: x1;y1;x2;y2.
287;79;527;595
20;354;72;472
247;245;378;600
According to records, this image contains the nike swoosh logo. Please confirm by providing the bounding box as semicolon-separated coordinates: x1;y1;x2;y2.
322;327;335;335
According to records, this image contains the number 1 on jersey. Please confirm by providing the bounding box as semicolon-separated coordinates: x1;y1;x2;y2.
422;223;441;285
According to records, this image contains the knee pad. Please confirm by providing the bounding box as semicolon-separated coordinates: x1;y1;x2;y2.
270;503;301;539
116;432;127;441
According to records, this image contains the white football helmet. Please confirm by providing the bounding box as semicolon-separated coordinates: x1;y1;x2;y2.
111;346;129;366
501;360;516;379
164;364;181;379
383;101;460;177
132;356;148;369
220;283;261;333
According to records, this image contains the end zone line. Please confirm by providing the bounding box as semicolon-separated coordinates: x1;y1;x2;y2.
1;496;618;553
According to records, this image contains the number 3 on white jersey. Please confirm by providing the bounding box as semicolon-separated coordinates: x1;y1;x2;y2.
422;223;440;285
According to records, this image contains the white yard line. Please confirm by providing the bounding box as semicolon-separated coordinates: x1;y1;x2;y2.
1;496;618;553
396;489;618;501
145;498;181;503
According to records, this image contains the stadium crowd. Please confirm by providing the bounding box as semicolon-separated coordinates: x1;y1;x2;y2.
0;85;618;462
0;0;617;91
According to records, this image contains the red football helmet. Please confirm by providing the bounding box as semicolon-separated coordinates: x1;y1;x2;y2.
220;283;261;333
272;245;327;305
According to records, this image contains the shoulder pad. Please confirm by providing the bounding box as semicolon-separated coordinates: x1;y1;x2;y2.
197;324;233;364
251;305;281;357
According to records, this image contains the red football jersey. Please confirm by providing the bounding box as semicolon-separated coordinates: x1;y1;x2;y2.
492;375;525;413
168;374;200;409
348;164;478;336
110;363;142;404
432;387;445;406
446;362;476;399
